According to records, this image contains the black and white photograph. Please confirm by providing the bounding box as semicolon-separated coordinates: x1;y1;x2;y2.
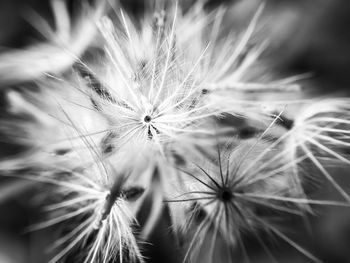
0;0;350;262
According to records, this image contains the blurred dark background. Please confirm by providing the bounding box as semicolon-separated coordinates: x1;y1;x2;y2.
1;0;350;93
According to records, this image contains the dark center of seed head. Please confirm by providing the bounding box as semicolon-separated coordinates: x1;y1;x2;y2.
144;115;152;123
219;189;233;202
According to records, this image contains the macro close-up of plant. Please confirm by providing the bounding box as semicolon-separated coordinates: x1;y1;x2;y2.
0;0;350;262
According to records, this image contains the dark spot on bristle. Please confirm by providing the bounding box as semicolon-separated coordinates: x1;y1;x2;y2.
172;151;186;166
101;132;116;154
189;203;207;222
140;60;147;70
144;115;152;123
54;171;74;182
122;187;145;201
154;126;160;134
238;126;257;139
279;116;294;130
201;88;209;95
147;125;160;140
76;66;116;103
147;128;153;140
103;144;113;154
55;148;71;156
218;189;233;202
90;98;100;111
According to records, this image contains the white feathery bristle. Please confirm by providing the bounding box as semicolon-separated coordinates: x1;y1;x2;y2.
0;0;105;85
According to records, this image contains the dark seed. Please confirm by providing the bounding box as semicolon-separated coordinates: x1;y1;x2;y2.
218;188;233;202
55;148;71;155
122;187;145;201
144;115;152;123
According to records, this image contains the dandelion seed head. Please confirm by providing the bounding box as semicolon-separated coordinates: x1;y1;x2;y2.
217;186;234;202
81;6;228;157
169;137;318;263
27;162;145;263
281;98;350;201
